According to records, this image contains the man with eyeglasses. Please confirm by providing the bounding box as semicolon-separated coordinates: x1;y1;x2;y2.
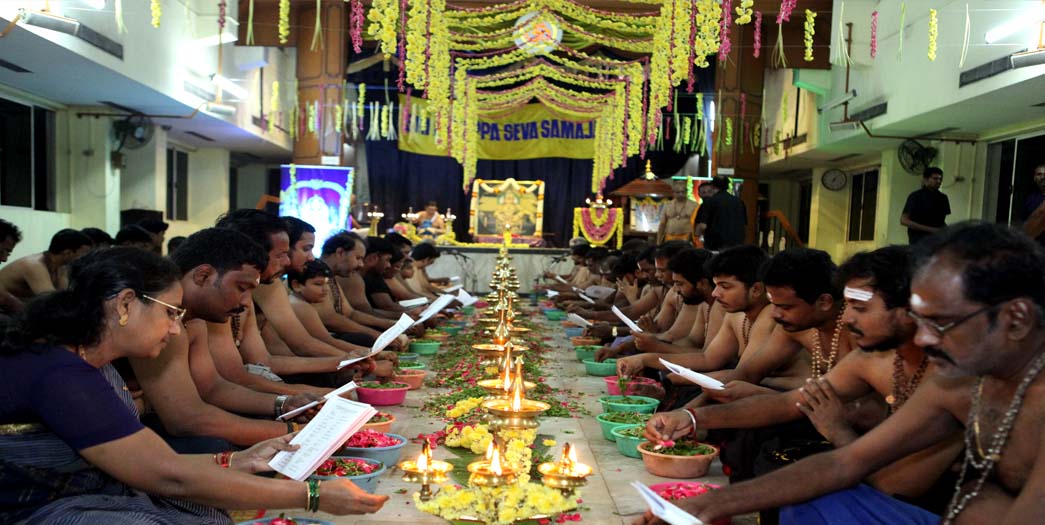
633;222;1045;525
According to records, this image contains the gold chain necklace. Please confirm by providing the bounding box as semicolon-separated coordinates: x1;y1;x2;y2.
810;305;846;379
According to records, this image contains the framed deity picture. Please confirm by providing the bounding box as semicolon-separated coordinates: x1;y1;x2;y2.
468;178;545;243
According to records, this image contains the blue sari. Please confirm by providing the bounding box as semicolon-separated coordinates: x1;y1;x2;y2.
0;363;232;525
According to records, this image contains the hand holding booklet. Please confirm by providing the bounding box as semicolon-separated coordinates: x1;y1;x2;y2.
412;294;456;326
455;288;479;307
337;313;414;370
269;397;377;481
566;313;592;328
554;275;569;284
658;358;725;390
612;305;644;333
399;297;429;308
442;284;463;293
277;381;359;421
631;481;704;525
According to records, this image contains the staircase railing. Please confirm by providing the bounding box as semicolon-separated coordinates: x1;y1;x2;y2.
759;210;804;255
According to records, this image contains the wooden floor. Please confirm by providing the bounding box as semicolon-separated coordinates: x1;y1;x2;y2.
254;316;757;525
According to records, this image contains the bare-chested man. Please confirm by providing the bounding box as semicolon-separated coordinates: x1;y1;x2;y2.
0;228;92;312
646;246;963;513
131;228;319;450
636;222;1045;525
631;248;725;355
0;219;23;316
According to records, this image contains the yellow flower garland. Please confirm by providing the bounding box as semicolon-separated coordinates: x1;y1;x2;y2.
927;8;938;61
804;10;816;62
278;0;290;44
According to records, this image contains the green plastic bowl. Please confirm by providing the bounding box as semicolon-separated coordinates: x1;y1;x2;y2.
611;424;647;458
397;362;426;370
410;340;441;355
461;306;475;316
598;395;660;414
544;309;567;321
583;358;618;377
574;345;601;362
398;352;419;361
595;412;652;441
441;326;462;336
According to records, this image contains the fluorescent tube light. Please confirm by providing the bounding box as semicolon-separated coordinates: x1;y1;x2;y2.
1011;48;1045;68
204;102;237;116
20;9;81;35
985;6;1045;44
212;74;249;100
829;121;861;132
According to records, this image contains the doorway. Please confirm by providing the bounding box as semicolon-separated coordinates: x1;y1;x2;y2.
985;132;1045;226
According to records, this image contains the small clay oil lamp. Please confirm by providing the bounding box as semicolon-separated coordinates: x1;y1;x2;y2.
482;358;549;431
538;443;593;494
399;440;453;501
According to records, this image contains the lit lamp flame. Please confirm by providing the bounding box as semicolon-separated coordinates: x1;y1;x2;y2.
490;445;503;475
484;440;495;461
418;440;431;473
561;443;577;475
509;356;526;411
500;344;514;391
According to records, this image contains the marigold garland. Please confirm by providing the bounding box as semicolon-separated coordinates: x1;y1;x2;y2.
573;208;623;248
278;0;290;44
804;10;817;62
734;0;753;25
927;8;938;61
150;0;161;28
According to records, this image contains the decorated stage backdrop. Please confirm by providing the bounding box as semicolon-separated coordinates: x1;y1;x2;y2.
469;178;545;244
279;164;354;256
398;96;596;162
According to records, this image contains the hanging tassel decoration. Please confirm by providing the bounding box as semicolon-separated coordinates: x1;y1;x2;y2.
773;0;796;68
927;8;940;62
897;2;906;62
246;0;255;44
115;0;127;33
753;11;762;58
870;10;878;59
959;4;971;67
311;0;323;51
834;2;852;66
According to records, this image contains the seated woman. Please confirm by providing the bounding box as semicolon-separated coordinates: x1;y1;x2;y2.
0;247;387;524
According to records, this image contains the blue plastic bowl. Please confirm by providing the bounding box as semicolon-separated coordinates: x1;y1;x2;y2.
565;326;585;338
336;433;407;467
308;456;385;493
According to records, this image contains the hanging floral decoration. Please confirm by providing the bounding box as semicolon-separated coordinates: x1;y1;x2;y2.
310;0;323;52
218;1;227;30
573;208;623;248
833;2;852;66
897;2;907;62
959;4;971;68
115;0;126;33
350;0;365;54
870;10;878;59
269;81;280;133
927;8;938;61
366;0;724;192
150;0;161;28
719;0;733;62
803;10;816;62
753;11;762;58
246;0;255;44
734;0;753;25
773;0;797;67
278;0;290;44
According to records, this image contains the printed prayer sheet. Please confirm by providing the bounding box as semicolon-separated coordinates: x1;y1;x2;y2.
567;313;592;327
269;397;377;481
455;288;479;307
612;305;644;333
658;358;725;390
442;284;463;293
338;314;414;369
399;297;429;308
554;275;569;284
412;294;456;326
277;381;359;421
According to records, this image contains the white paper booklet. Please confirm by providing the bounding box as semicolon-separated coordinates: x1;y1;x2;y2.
566;313;592;328
449;276;462;282
277;381;359;421
455;288;479;307
399;297;429;308
412;294;456;326
547;290;560;298
554;275;569;284
658;358;725;390
269;397;377;481
338;313;414;369
631;481;704;525
579;293;596;304
585;285;616;300
442;284;463;293
612;305;644;333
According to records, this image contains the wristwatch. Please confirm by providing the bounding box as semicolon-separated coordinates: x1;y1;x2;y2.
274;395;289;418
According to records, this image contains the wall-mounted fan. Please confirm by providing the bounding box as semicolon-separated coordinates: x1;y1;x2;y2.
112;114;155;152
897;139;937;175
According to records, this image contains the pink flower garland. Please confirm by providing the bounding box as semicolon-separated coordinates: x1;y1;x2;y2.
777;0;797;24
350;0;364;54
719;0;733;62
580;209;619;243
870;11;879;59
396;0;408;91
217;1;226;30
753;11;762;58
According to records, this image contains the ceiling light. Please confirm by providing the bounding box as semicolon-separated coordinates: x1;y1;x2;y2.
19;9;81;35
212;74;249;100
80;0;108;9
817;89;858;113
985;6;1045;44
1011;48;1045;68
203;102;237;116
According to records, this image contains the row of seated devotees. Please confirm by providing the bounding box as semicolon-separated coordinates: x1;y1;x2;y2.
0;213;1042;525
543;227;1044;525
